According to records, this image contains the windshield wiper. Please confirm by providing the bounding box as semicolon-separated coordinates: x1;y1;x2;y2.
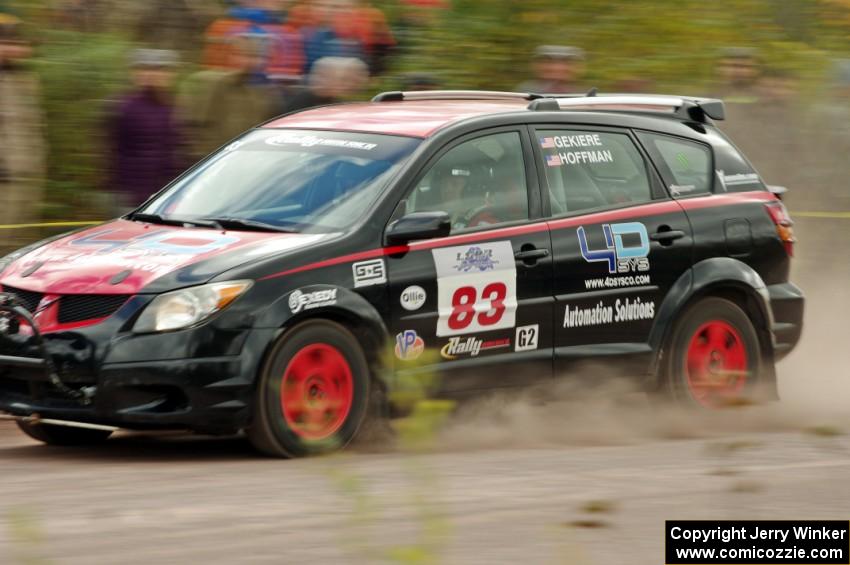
126;212;219;229
200;217;296;233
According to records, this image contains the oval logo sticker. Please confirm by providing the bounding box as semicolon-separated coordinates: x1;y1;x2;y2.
400;285;426;311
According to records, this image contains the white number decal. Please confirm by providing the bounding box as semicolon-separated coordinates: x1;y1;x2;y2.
432;242;517;337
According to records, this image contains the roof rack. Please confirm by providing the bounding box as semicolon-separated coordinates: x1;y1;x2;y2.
528;93;726;122
372;90;542;102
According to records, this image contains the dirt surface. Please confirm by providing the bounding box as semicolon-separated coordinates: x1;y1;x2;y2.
1;216;848;565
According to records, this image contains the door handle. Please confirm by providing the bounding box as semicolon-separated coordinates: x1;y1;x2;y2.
650;229;686;244
514;247;550;265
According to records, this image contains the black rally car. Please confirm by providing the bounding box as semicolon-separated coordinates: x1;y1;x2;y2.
0;91;803;456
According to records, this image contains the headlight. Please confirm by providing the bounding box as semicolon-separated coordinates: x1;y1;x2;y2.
133;281;253;333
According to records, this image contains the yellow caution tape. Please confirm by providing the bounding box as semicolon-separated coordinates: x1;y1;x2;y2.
792;211;850;219
1;210;849;232
0;221;101;231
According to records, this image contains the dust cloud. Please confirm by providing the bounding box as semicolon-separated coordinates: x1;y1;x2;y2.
429;218;850;453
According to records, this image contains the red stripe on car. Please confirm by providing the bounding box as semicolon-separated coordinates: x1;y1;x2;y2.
260;191;774;281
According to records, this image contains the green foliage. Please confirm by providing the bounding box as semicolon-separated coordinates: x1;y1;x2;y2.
388;0;842;92
30;30;135;220
6;0;849;224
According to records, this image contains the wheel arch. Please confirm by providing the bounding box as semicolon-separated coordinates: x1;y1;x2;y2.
648;257;776;389
253;285;391;392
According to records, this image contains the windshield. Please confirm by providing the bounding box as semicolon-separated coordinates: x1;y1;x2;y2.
138;130;421;233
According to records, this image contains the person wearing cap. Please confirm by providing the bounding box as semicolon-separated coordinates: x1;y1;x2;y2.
0;12;46;241
516;45;586;95
105;48;186;213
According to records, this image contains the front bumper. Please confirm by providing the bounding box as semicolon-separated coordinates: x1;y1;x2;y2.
767;281;804;359
0;292;277;433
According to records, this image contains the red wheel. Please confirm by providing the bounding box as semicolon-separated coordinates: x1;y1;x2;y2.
249;320;370;457
664;297;763;408
281;343;354;440
685;321;748;407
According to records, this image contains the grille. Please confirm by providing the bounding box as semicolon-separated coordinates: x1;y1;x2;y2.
0;285;44;313
58;294;129;324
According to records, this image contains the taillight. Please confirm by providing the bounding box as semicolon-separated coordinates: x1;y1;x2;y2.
765;200;795;256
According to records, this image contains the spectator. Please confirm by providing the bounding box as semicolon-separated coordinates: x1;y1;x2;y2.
0;13;46;238
713;47;760;102
804;60;850;210
337;1;394;76
516;45;586;94
294;0;363;75
181;34;282;158
105;49;186;214
203;1;304;82
282;56;368;113
400;71;439;91
709;49;805;205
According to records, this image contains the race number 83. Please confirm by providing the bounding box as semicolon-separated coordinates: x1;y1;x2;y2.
433;242;517;337
448;283;507;330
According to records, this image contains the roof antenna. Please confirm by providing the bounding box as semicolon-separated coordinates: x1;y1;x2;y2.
586;87;598;97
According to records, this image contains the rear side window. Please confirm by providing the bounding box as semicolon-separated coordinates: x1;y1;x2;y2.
537;130;652;215
712;133;766;193
638;132;712;197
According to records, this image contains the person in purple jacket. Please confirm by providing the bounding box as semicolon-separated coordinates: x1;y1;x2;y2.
106;48;186;214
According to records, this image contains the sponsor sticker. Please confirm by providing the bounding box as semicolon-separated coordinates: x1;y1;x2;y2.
440;336;511;360
563;297;655;328
353;259;387;288
432;242;517;337
265;133;377;151
395;330;425;361
400;285;426;311
515;324;539;352
539;134;615;167
578;222;650;274
288;289;338;314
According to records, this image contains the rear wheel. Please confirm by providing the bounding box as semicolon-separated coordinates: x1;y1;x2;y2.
16;420;112;445
248;320;371;457
664;297;762;408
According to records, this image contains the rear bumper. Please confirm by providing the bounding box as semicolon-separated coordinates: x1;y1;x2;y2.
767;282;804;359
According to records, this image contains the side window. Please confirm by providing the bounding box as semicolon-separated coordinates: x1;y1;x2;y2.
406;132;529;233
638;132;713;196
537;130;652;215
712;134;766;193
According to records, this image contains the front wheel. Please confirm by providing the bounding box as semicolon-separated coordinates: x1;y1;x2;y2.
248;320;371;457
663;297;763;408
17;420;113;446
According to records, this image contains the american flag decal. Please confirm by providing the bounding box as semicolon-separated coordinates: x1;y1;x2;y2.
540;137;556;149
546;154;562;167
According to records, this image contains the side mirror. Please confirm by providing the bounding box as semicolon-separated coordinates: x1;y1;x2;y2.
385;211;451;244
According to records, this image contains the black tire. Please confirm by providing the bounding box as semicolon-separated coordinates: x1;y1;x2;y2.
663;297;763;408
16;420;113;446
248;319;371;457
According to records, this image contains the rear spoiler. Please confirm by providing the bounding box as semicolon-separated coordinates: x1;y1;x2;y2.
768;185;788;200
528;94;726;123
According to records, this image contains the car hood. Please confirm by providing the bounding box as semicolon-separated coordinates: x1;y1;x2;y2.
0;220;333;295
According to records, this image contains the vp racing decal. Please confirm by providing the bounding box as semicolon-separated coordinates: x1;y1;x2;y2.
395;330;425;361
432;241;517;337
